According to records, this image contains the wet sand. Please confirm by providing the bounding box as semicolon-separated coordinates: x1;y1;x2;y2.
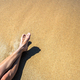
0;0;80;80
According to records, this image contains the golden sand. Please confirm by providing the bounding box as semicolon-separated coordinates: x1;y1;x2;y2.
0;0;80;80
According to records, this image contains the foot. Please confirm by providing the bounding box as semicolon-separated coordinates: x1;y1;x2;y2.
19;33;31;52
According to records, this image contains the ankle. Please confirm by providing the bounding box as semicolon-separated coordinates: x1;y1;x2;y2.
17;47;24;54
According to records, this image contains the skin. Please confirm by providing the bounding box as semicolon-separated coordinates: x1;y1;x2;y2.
0;33;31;80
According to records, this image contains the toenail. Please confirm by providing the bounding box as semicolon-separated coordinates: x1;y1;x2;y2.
28;33;31;36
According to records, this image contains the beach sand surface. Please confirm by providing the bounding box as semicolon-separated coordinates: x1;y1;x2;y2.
0;0;80;80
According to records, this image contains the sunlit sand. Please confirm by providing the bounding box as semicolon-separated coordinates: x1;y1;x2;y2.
0;0;80;80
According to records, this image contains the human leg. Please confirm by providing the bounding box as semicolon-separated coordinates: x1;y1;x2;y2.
0;33;31;79
1;55;21;80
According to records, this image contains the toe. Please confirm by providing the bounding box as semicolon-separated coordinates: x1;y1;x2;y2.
27;33;31;36
27;33;31;38
22;34;26;38
21;34;26;43
25;33;31;40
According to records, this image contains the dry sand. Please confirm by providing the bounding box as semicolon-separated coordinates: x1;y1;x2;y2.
0;0;80;80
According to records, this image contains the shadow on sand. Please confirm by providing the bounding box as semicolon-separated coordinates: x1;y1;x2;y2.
12;41;41;80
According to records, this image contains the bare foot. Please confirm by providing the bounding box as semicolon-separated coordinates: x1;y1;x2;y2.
19;33;31;52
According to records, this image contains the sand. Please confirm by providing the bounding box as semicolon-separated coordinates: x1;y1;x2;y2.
0;0;80;80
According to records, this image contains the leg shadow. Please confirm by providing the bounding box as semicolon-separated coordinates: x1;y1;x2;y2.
12;41;41;80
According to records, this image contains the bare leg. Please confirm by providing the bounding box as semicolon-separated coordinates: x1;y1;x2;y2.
0;33;31;79
0;47;22;78
1;55;21;80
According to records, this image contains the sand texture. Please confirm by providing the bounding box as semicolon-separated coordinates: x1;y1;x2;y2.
0;0;80;80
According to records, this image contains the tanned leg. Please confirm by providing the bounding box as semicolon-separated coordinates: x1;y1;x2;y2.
1;55;21;80
0;33;31;80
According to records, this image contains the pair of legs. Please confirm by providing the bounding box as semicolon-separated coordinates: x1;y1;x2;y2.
0;33;31;80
